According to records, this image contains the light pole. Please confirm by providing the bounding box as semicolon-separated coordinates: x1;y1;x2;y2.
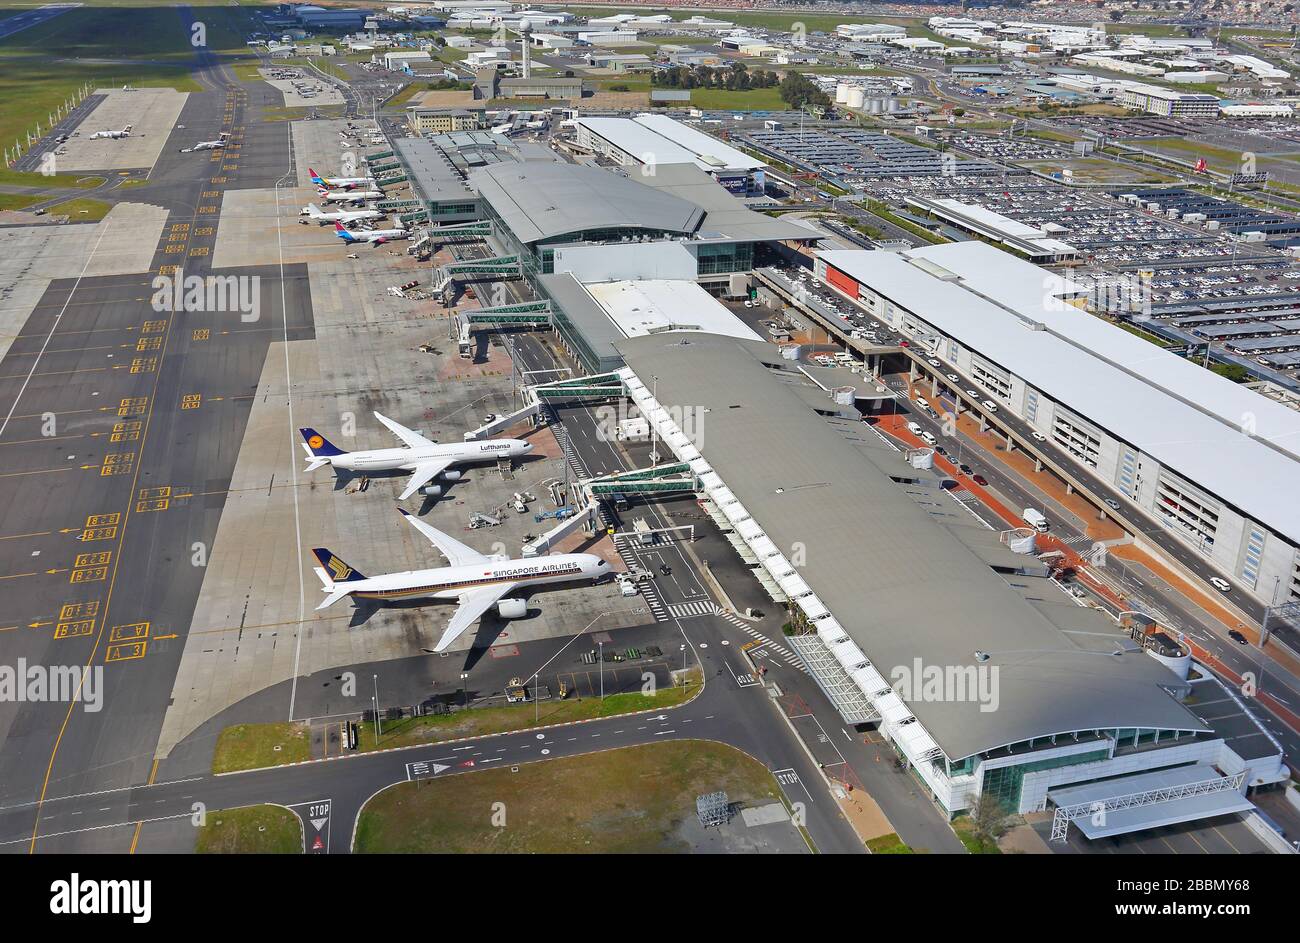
649;374;659;465
372;673;381;743
680;643;687;686
598;640;605;699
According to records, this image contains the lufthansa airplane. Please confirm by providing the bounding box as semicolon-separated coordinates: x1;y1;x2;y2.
300;412;532;500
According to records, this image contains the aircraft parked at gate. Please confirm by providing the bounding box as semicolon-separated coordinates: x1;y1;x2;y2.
311;509;609;651
300;412;532;500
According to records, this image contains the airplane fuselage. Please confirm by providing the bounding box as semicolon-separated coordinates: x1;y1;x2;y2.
324;439;530;473
341;553;605;603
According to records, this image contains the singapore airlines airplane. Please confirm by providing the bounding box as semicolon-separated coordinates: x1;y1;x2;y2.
312;509;610;651
308;167;375;189
299;203;383;226
300;411;532;500
317;186;383;204
333;221;409;245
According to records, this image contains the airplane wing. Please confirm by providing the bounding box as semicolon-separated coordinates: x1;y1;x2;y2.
374;411;436;449
398;459;454;501
397;507;487;566
434;583;518;652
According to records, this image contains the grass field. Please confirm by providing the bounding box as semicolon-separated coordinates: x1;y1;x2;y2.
689;87;788;111
211;721;311;773
45;196;111;220
354;740;782;853
0;192;42;211
195;805;303;854
354;671;702;753
214;671;702;771
0;5;257;173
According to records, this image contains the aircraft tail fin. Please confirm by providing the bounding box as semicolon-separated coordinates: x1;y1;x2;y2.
312;548;365;584
300;427;345;457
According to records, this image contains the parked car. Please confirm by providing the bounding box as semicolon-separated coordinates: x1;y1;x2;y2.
1229;630;1248;645
982;399;999;413
972;474;988;486
1104;498;1120;512
1030;431;1046;442
959;464;974;476
1209;576;1231;593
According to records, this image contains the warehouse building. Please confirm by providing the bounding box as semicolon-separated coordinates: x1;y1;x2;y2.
574;113;767;195
814;241;1300;606
613;331;1284;834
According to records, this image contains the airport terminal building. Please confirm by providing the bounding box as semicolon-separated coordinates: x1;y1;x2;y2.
813;241;1300;607
611;332;1286;836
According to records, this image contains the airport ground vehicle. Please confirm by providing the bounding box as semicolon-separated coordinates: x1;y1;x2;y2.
1022;507;1049;532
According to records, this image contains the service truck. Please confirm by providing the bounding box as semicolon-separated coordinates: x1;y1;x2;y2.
1022;507;1049;533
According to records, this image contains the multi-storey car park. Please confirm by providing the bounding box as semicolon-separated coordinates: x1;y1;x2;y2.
813;240;1300;608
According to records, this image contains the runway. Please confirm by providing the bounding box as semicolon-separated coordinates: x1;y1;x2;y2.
0;11;315;852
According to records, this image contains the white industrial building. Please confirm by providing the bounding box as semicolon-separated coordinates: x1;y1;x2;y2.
814;241;1300;608
1117;82;1220;118
905;197;1079;263
573;114;767;195
1221;102;1295;118
836;22;906;41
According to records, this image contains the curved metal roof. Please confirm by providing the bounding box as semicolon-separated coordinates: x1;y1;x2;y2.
617;333;1208;762
468;161;704;245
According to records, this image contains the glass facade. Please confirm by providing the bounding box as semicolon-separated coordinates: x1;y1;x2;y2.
696;241;753;276
981;749;1110;811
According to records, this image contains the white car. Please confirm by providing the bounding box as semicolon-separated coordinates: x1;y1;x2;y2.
1030;431;1046;442
927;357;941;367
982;400;999;413
1209;577;1231;593
946;373;959;382
965;389;980;400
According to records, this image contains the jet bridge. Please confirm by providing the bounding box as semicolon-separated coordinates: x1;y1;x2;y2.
377;199;421;213
365;150;394;161
425;219;493;247
583;462;698;498
528;372;625;402
521;501;599;557
433;255;523;301
464;300;552;328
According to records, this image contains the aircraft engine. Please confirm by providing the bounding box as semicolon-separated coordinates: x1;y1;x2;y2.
441;470;463;481
419;484;443;497
496;598;527;619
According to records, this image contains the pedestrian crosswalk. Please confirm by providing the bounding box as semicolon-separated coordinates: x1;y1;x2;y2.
724;614;806;673
668;600;717;619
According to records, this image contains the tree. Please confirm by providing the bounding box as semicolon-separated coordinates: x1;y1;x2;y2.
969;792;1011;848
